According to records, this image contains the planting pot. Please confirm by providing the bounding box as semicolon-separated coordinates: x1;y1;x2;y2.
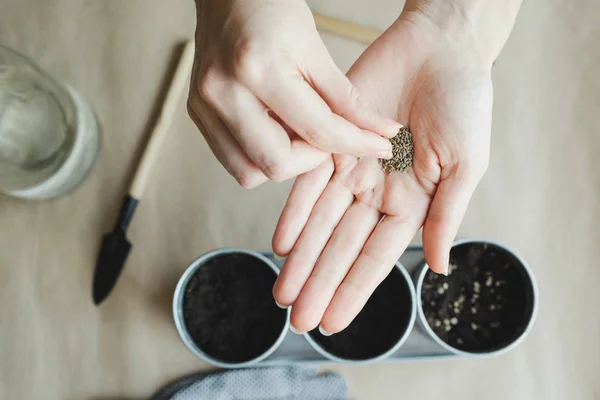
305;262;416;363
416;239;538;357
173;248;290;368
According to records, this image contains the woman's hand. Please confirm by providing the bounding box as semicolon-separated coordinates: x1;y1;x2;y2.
271;6;501;334
187;0;400;188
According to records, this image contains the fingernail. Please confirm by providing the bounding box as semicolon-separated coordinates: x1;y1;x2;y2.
377;150;393;159
434;267;448;276
290;324;304;335
319;325;333;336
440;263;449;276
275;301;288;309
443;254;450;276
387;121;403;135
274;254;285;261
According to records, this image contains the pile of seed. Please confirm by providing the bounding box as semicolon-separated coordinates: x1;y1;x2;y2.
379;126;414;173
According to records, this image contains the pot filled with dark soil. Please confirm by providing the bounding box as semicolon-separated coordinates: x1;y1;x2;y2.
173;249;289;368
417;239;538;356
305;263;416;363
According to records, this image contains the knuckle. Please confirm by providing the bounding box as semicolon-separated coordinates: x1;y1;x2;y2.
197;69;220;102
335;85;361;118
229;166;265;189
197;77;213;102
302;126;332;149
233;38;266;84
258;156;288;182
235;172;260;189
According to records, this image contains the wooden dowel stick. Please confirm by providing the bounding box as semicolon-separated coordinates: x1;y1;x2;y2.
313;13;383;45
129;40;195;199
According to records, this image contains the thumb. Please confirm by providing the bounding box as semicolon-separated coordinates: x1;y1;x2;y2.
422;165;484;275
307;47;400;138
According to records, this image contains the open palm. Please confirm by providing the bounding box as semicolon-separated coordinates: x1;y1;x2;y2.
272;15;493;334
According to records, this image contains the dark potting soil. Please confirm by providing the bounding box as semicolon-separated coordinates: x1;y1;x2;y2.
421;242;534;353
182;253;287;363
309;267;413;360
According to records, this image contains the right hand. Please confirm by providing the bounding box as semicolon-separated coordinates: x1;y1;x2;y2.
187;0;400;188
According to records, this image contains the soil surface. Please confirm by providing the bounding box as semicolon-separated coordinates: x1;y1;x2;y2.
421;242;533;352
309;266;413;360
183;253;287;363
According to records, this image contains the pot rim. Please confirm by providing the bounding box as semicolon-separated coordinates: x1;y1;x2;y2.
172;248;290;368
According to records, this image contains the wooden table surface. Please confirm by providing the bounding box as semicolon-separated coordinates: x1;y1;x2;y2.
1;0;599;398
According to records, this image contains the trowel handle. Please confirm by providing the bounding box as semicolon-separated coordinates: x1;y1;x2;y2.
129;40;195;199
313;13;382;45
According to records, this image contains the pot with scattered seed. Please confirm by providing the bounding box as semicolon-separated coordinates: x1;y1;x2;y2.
415;239;538;357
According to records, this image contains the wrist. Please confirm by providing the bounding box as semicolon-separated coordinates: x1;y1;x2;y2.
401;0;522;69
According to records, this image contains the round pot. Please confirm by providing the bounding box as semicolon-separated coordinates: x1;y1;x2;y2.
416;239;538;357
173;248;290;368
305;262;416;363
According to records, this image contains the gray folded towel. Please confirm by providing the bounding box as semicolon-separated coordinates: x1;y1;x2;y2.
152;366;347;400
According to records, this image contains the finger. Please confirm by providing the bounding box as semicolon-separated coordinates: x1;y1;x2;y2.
272;178;354;308
241;69;394;158
320;214;423;334
206;82;329;181
290;202;381;332
307;47;401;138
272;158;335;257
285;139;331;179
187;100;267;188
422;166;482;275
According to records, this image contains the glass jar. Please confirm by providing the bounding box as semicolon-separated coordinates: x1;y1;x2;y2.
0;45;99;200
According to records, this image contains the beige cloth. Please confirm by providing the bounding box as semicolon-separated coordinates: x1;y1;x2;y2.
1;0;599;398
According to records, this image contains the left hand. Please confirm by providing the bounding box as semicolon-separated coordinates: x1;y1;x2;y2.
187;0;398;189
271;10;494;334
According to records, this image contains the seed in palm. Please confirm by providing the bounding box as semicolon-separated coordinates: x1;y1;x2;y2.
379;126;414;173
